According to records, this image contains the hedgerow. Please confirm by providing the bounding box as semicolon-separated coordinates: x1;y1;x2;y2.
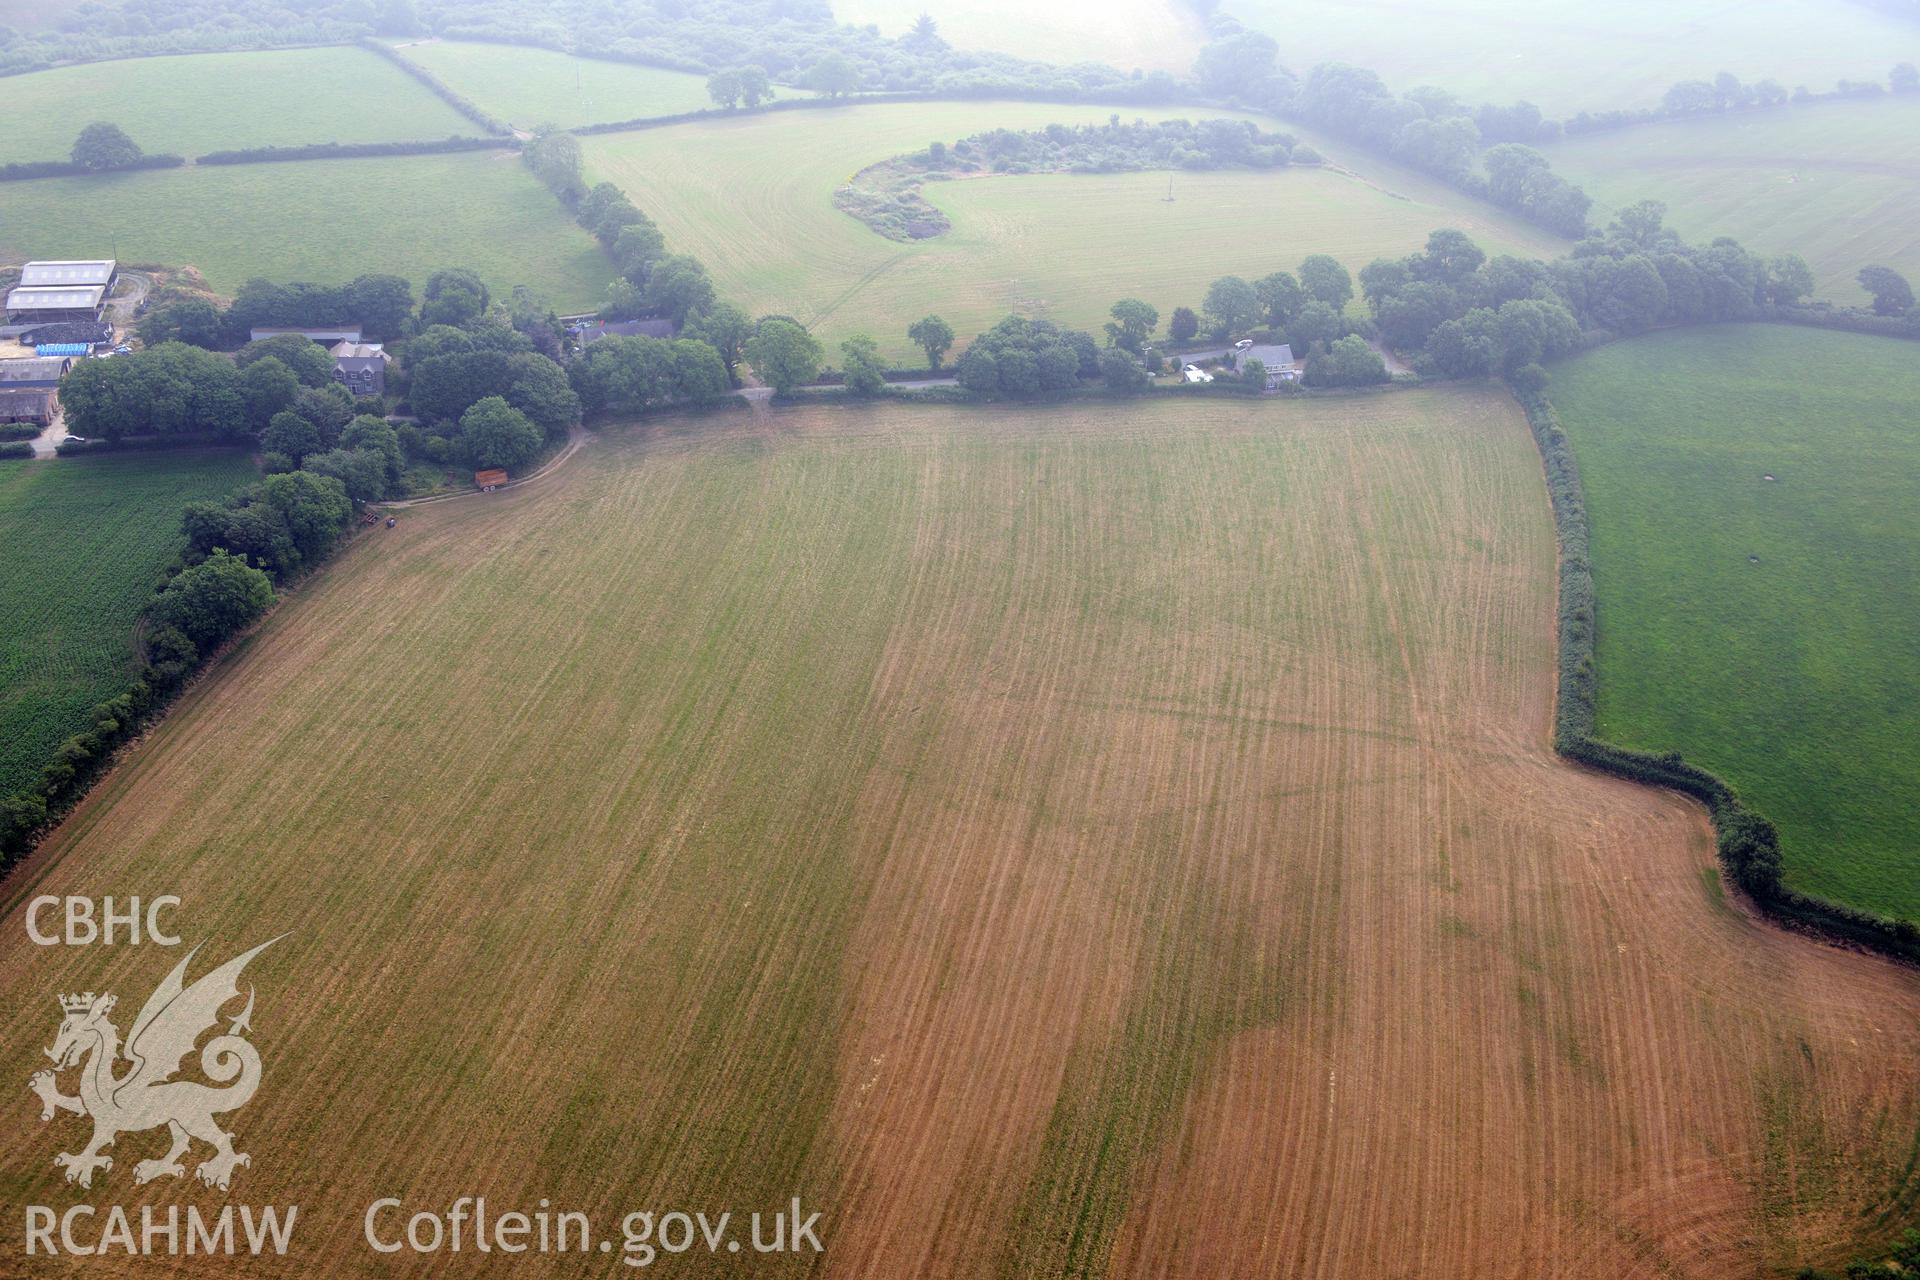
196;136;509;165
358;38;513;137
0;154;185;182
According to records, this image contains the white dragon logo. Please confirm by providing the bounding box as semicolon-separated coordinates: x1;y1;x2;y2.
28;938;281;1191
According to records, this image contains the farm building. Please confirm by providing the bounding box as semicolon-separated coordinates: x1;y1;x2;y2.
5;260;116;323
249;325;364;344
0;356;72;387
330;341;389;396
0;388;55;425
5;286;106;324
18;260;116;289
573;318;676;344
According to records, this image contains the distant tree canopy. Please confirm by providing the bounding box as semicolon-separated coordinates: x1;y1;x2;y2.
459;396;544;471
569;334;730;413
225;273;415;343
706;65;773;108
739;318;820;394
1303;334;1388;387
840;334;886;395
137;298;223;349
60;343;247;442
237;333;336;387
70;121;143;170
907;315;955;369
420;268;490;328
150;549;274;651
407;348;580;434
1858;265;1915;316
953;316;1098;399
182;471;354;581
801;52;862;98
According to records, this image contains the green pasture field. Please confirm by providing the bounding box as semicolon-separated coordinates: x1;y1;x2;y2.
1552;325;1920;922
580;101;1565;364
0;46;477;165
1230;0;1920;117
0;150;613;310
1543;97;1920;304
0;449;257;802
389;40;714;131
831;0;1206;75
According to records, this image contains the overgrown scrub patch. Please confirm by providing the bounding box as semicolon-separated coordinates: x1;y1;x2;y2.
836;117;1300;241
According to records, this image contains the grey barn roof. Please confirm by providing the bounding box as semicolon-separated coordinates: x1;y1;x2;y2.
19;260;116;288
0;357;70;385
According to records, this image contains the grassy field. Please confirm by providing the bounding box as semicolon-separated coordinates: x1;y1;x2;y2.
0;450;256;802
1231;0;1920;116
581;102;1565;364
1553;325;1920;922
0;150;612;310
3;393;1915;1277
831;0;1205;75
0;47;478;165
390;40;715;131
1543;97;1920;304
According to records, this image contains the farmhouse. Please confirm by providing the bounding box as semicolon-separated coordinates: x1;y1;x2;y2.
5;260;116;323
248;325;365;344
330;341;389;396
1237;342;1298;388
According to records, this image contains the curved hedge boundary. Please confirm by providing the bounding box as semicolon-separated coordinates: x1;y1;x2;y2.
358;38;513;137
196;136;512;165
0;154;185;182
1513;382;1920;964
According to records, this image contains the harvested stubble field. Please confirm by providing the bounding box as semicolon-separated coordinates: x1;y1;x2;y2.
2;393;1916;1277
580;102;1565;364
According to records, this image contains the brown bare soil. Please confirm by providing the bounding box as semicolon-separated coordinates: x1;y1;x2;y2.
0;392;1914;1278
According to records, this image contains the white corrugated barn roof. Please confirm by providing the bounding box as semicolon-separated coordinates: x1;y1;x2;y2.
18;260;116;287
6;285;107;311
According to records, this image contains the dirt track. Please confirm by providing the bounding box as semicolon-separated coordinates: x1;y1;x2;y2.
0;393;1914;1278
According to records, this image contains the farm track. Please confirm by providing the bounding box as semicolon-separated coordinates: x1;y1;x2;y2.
0;393;1915;1278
